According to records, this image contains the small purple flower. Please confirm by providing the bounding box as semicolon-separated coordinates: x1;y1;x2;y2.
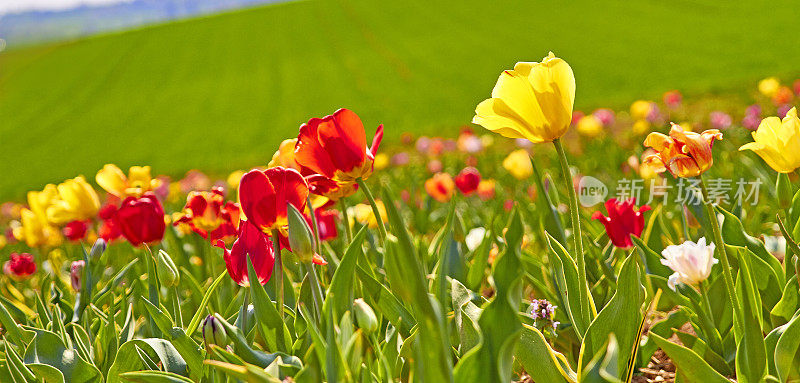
745;104;761;117
646;104;662;123
391;152;409;166
593;108;615;126
709;111;732;130
528;299;556;320
742;114;761;130
415;136;431;153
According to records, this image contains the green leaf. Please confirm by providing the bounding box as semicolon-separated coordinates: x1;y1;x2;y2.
454;210;524;383
140;299;204;379
545;231;590;340
771;275;799;325
382;186;453;383
205;360;281;383
465;224;493;291
247;256;292;353
650;333;729;382
717;205;784;286
22;328;102;383
515;324;576;383
108;339;189;383
27;363;65;383
774;309;800;381
120;370;195;383
735;249;768;383
0;297;35;346
451;279;481;354
578;254;644;379
323;226;368;319
184;270;227;336
355;266;415;337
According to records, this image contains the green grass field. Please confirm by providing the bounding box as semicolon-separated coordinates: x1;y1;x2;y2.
0;0;798;199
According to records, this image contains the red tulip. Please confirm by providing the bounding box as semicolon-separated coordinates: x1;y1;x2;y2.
63;220;89;241
117;192;166;246
98;203;122;242
175;187;240;242
294;108;384;184
591;198;651;249
238;167;309;236
215;220;275;286
314;208;338;242
455;167;481;195
4;253;36;281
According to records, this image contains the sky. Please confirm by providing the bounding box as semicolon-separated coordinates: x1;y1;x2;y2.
0;0;133;15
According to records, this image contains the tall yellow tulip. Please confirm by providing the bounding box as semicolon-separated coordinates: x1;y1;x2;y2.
14;208;63;248
47;176;101;224
502;149;533;180
96;164;160;198
739;107;800;173
473;52;575;143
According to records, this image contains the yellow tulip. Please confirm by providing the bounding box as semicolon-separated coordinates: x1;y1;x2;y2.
739;107;800;173
350;202;387;229
46;176;100;224
227;170;245;190
630;100;653;121
373;153;390;171
577;115;604;137
96;164;160;198
473;52;575;143
16;208;63;248
268;138;300;169
27;184;59;221
502;149;533;180
758;77;780;98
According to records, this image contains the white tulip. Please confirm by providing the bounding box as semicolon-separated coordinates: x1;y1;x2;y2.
465;228;487;252
660;237;718;290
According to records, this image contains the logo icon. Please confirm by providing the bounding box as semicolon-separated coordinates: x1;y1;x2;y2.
578;176;607;207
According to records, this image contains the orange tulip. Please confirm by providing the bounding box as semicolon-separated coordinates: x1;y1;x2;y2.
425;173;455;203
643;123;722;178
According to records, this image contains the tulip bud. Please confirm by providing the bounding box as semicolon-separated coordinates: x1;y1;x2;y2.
287;204;315;264
202;314;228;349
89;238;106;258
777;173;793;210
70;260;85;292
353;298;378;334
156;249;180;288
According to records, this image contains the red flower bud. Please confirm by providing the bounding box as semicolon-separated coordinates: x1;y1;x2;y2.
116;192;166;246
591;198;651;249
63;220;89;242
454;167;481;195
4;252;36;281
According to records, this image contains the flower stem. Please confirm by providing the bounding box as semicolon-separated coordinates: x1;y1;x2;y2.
271;229;284;321
143;244;161;337
306;196;322;253
239;288;250;336
697;281;723;354
699;176;742;332
172;287;183;328
340;198;353;243
356;178;387;242
305;262;324;324
553;138;594;326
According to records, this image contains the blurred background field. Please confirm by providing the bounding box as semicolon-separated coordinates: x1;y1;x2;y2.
0;0;798;200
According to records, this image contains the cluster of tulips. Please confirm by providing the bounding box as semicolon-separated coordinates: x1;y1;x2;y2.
1;52;800;383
